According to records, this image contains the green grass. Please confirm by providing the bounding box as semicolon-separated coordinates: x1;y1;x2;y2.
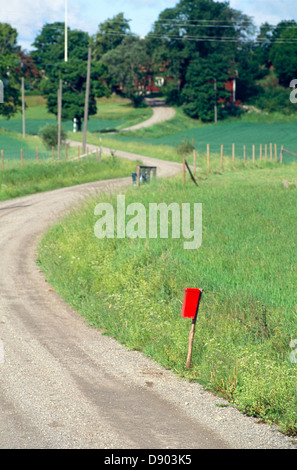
69;104;297;165
37;161;297;436
0;154;138;201
0;95;152;135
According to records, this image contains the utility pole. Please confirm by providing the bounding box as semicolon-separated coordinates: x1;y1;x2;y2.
65;0;68;62
58;79;62;159
22;77;26;138
83;47;92;154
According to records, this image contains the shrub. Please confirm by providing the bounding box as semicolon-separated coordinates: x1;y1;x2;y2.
39;123;66;149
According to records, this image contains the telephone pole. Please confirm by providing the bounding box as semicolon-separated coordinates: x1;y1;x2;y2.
65;0;68;62
22;77;26;138
58;79;62;159
83;47;92;154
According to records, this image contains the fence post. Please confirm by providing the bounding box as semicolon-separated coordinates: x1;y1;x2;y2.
21;149;24;167
65;145;68;161
36;147;39;163
270;143;272;161
260;144;262;161
252;145;255;165
280;145;283;164
243;145;246;165
183;155;186;183
207;144;210;172
1;150;4;171
193;149;196;177
274;144;277;162
265;144;267;161
220;144;223;170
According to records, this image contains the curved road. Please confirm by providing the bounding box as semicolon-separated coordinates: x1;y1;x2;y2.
0;148;296;449
121;98;176;132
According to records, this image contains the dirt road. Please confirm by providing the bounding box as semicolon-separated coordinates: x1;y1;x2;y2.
121;98;176;132
0;148;295;449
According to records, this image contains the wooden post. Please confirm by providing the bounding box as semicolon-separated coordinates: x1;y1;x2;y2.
186;317;197;369
82;47;92;155
36;147;39;163
21;149;24;167
1;150;4;171
260;144;262;161
274;144;277;162
252;144;255;165
185;289;203;370
65;145;68;161
265;144;267;161
232;143;235;169
243;145;246;165
193;149;196;177
220;144;223;170
183;155;186;183
280;145;283;164
270;143;272;161
207;144;210;172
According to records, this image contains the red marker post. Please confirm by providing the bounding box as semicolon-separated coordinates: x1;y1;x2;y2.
181;288;203;369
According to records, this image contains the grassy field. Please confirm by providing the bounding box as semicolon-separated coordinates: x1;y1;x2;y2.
0;153;138;201
37;160;297;436
0;95;153;135
69;105;297;165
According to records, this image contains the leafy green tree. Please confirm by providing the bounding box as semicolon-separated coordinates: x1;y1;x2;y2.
0;23;21;118
269;21;297;86
92;13;131;60
33;23;109;130
148;0;254;114
102;36;152;107
181;54;231;121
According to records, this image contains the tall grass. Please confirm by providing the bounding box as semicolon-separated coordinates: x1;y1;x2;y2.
37;161;297;436
0;154;138;201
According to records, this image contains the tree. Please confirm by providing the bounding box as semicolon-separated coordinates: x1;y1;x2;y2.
33;24;109;131
102;36;152;107
40;59;107;131
147;0;254;114
92;13;131;60
0;23;21;118
181;54;231;121
269;21;297;86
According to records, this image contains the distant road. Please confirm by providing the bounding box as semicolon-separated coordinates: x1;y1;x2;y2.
121;97;176;132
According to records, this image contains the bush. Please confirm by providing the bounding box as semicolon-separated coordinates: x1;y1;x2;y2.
39;123;67;149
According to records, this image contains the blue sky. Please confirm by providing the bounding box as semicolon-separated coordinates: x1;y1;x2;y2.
0;0;296;51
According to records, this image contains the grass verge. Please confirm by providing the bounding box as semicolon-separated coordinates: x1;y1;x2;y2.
37;161;297;436
0;154;138;201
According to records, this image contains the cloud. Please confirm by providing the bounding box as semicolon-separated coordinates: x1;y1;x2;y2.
0;0;90;50
229;0;297;26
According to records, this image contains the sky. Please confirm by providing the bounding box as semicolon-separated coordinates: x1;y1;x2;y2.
0;0;296;51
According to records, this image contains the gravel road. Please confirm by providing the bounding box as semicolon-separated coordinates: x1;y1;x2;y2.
0;145;296;449
121;98;176;132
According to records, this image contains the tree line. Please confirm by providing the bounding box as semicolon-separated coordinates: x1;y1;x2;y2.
1;0;297;127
